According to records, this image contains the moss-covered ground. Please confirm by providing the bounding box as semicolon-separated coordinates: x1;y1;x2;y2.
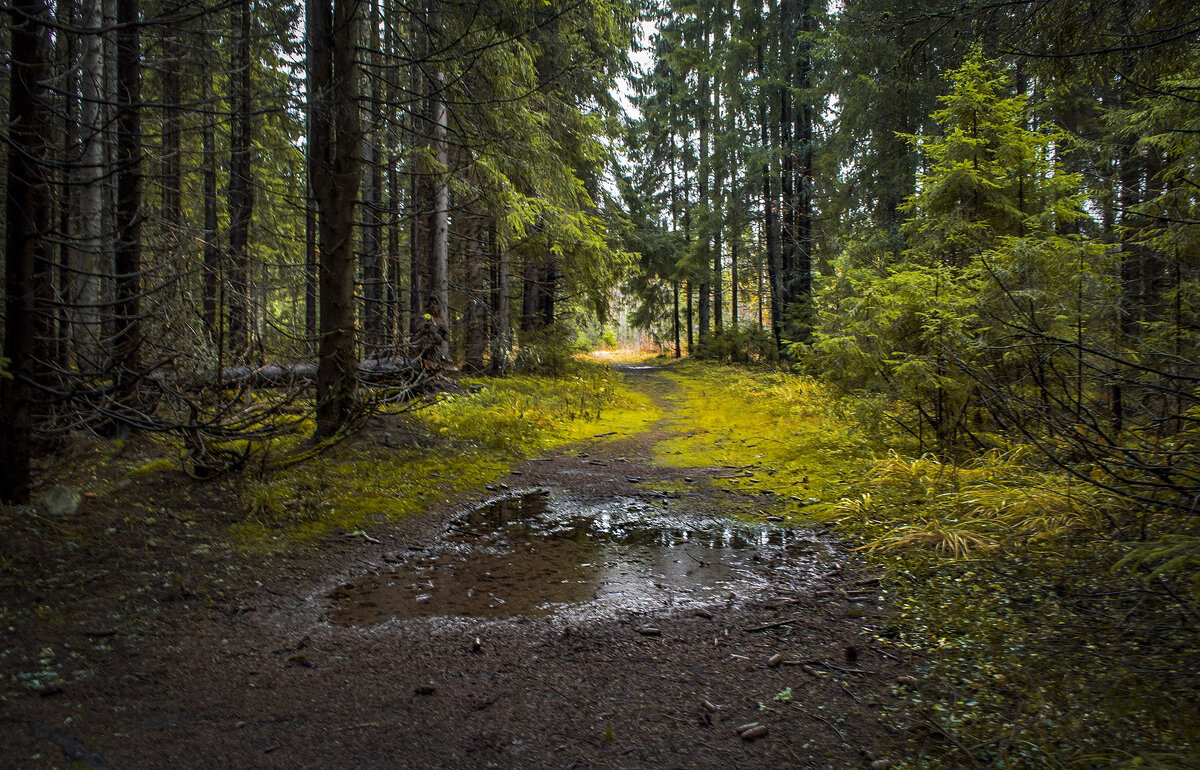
232;364;660;550
650;360;866;518
638;359;1199;768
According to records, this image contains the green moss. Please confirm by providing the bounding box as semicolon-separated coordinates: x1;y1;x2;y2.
232;364;661;551
652;361;867;520
125;458;178;479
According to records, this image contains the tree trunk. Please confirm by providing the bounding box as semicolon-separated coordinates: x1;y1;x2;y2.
1;0;52;503
764;0;783;352
383;0;402;349
112;0;143;403
463;214;487;372
685;280;693;354
311;0;362;438
521;254;542;332
712;87;723;337
792;0;815;344
673;281;681;357
540;256;558;327
57;0;77;368
407;16;428;340
75;0;106;372
697;27;711;350
386;160;402;348
360;0;384;355
161;24;182;233
201;62;220;347
414;57;451;366
730;234;738;328
489;219;511;374
227;0;253;358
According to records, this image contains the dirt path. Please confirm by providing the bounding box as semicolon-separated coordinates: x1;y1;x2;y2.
2;365;906;768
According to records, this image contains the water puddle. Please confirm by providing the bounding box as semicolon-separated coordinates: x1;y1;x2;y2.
327;490;834;625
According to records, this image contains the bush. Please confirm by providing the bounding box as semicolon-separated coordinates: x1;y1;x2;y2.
513;323;585;376
697;325;776;362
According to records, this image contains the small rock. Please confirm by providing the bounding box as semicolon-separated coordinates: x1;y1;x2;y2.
683;477;694;483
870;761;892;769
37;486;81;516
414;685;436;695
734;721;761;735
896;675;919;687
499;483;510;490
510;470;522;476
636;625;661;637
485;484;497;491
765;515;784;522
767;653;784;668
702;700;719;713
471;637;483;654
695;608;714;619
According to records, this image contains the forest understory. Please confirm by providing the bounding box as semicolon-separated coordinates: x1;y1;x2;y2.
1;358;1195;768
3;0;1200;766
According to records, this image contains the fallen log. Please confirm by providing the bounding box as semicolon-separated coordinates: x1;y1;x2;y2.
151;357;442;390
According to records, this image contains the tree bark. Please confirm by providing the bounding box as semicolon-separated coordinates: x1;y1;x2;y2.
697;26;711;350
1;0;52;503
712;84;723;337
464;214;487;373
161;22;183;233
791;0;814;344
227;0;253;357
521;254;542;332
421;66;451;364
360;0;384;355
57;0;78;368
672;280;681;357
489;219;511;374
730;233;738;328
112;0;143;403
407;15;428;339
201;60;220;347
310;0;363;438
75;0;106;371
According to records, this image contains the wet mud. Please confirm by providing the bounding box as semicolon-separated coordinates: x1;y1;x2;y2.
327;489;837;624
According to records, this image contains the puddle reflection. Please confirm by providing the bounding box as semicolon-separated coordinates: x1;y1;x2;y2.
327;490;830;625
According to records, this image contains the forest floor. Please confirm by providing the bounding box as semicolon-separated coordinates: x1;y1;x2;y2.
0;360;914;769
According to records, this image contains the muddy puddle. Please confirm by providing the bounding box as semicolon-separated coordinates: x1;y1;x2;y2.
327;489;835;626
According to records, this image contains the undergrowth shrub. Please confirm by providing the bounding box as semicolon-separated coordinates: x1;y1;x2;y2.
825;448;1199;766
696;325;776;362
832;449;1113;557
513;323;585;375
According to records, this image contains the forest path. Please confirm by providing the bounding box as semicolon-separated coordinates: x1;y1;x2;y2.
4;363;907;768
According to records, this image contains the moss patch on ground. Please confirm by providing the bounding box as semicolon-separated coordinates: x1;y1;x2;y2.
650;360;1198;768
651;360;868;522
232;364;660;551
